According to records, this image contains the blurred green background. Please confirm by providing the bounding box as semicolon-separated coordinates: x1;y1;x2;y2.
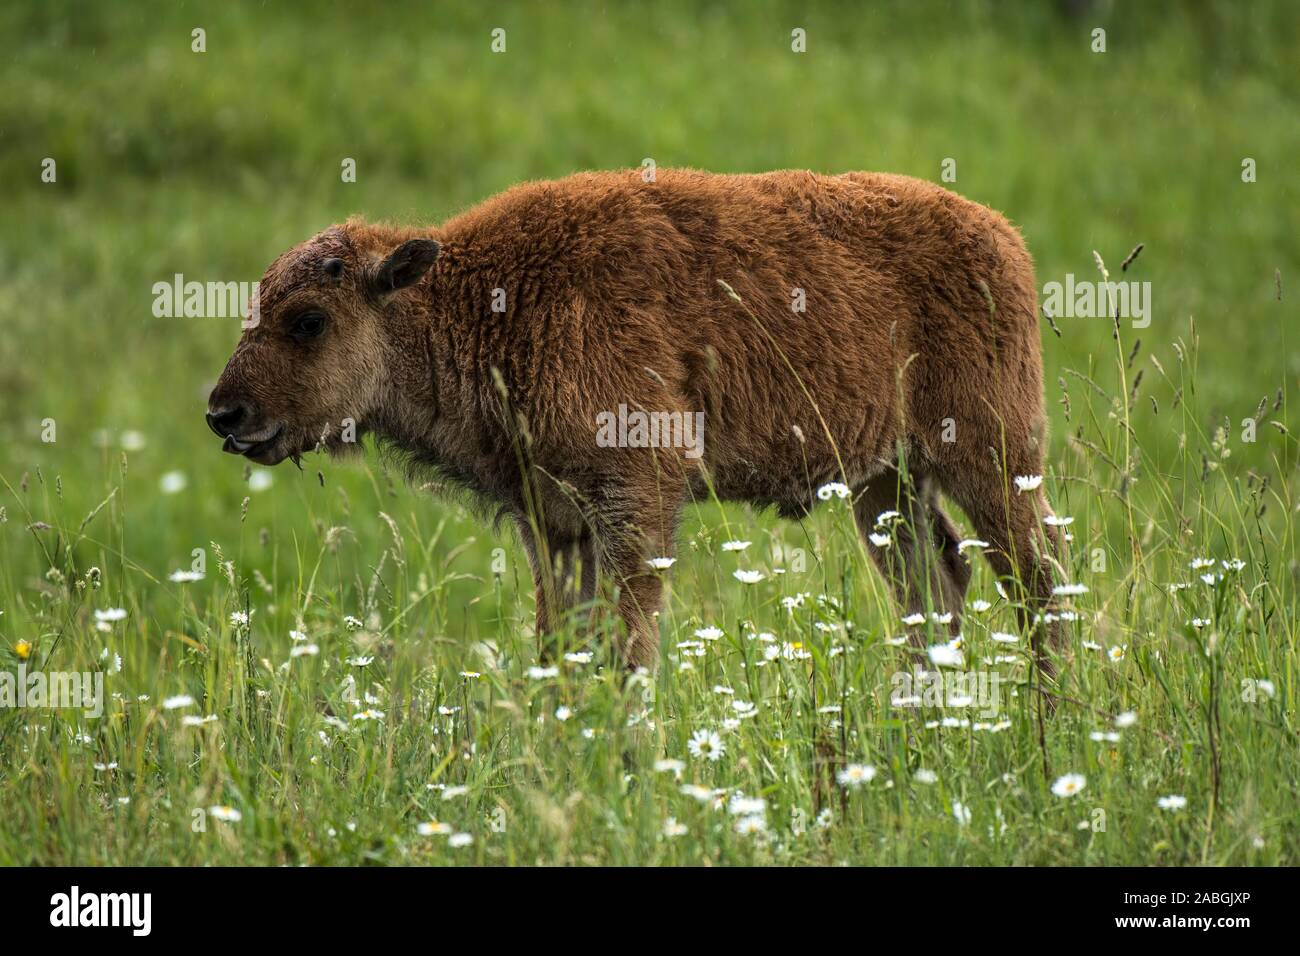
1;0;1296;600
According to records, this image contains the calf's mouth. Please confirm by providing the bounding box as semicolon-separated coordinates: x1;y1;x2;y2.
208;420;286;462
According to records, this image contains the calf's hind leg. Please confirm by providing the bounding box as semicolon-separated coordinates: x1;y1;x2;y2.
937;460;1063;682
589;476;685;671
855;472;971;640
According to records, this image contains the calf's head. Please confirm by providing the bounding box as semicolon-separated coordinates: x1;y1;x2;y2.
206;225;440;465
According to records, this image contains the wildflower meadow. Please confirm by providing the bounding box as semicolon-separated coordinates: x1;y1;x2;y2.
1;1;1296;872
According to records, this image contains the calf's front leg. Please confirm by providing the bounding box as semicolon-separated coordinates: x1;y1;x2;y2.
513;518;596;657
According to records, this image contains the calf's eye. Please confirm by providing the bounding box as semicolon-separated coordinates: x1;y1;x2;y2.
290;311;327;340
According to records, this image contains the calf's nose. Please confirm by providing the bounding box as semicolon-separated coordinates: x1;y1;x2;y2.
206;402;249;438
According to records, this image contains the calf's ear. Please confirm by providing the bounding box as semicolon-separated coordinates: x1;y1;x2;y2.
371;239;440;295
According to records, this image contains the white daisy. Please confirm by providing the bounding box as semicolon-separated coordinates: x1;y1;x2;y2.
780;641;812;660
1052;583;1088;596
1014;474;1043;493
687;729;725;762
653;758;685;778
721;540;751;552
927;644;964;668
1156;795;1187;811
159;471;188;495
816;482;852;500
728;795;767;816
836;764;876;788
1245;678;1276;699
733;569;765;584
120;430;146;451
1051;773;1086;798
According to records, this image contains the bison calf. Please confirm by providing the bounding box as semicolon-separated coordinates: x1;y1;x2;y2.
208;169;1063;673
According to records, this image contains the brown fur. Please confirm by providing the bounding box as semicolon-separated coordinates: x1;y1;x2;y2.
208;169;1063;673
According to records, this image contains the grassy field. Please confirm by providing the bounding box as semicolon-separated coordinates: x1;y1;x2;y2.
0;0;1297;865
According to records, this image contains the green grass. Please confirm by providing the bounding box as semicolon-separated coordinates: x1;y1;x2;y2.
0;0;1296;865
